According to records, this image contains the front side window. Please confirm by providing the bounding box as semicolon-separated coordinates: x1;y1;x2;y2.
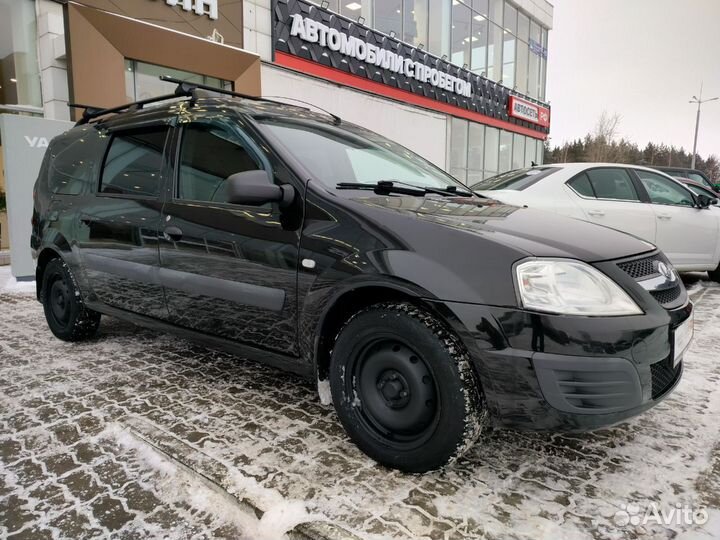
258;117;464;191
635;170;695;207
585;168;639;201
100;127;170;197
177;122;262;204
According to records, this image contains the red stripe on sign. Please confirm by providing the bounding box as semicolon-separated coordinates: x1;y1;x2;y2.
274;52;548;140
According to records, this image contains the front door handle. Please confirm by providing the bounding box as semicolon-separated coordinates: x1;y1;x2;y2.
657;214;672;220
588;210;605;217
163;226;183;241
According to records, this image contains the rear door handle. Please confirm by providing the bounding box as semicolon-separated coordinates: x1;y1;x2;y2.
588;210;605;217
163;226;183;241
657;214;672;220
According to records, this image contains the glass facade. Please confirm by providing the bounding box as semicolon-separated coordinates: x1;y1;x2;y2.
124;60;230;101
307;0;550;181
0;0;42;109
310;1;549;97
449;118;543;184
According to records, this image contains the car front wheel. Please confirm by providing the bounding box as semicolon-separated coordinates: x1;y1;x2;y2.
329;302;486;472
41;258;101;342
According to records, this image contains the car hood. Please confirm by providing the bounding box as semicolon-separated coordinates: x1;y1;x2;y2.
351;195;655;262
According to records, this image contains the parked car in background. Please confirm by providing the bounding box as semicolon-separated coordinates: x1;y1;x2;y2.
676;177;720;202
32;83;692;472
653;166;719;193
472;163;720;279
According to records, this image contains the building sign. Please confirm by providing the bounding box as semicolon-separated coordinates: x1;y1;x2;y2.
164;0;218;20
529;38;548;59
289;14;472;98
272;0;550;137
508;96;550;128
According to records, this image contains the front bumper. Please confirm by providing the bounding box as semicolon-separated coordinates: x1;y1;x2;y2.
428;298;692;431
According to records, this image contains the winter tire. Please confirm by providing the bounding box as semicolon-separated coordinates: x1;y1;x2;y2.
329;302;485;472
41;258;101;342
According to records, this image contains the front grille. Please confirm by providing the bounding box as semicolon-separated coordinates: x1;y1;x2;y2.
650;285;682;305
650;359;681;399
617;255;662;279
616;253;685;309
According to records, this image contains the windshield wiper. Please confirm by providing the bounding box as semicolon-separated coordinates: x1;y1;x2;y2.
336;180;474;197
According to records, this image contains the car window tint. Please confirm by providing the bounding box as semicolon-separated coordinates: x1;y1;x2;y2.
100;127;169;197
635;170;695;207
469;167;559;191
568;173;594;197
49;127;108;195
178;123;262;203
586;168;639;201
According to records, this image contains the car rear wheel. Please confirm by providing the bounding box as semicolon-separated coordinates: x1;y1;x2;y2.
328;302;486;472
41;258;101;341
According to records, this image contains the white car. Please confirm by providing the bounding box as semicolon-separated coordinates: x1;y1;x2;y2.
471;163;720;279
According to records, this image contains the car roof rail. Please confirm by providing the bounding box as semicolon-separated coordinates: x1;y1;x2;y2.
160;76;342;125
68;76;342;126
68;82;196;126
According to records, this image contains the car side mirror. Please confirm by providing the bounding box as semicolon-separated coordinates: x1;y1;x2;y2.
226;170;295;208
696;193;718;208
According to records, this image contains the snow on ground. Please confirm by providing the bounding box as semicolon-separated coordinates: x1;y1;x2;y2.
0;274;719;539
0;265;35;294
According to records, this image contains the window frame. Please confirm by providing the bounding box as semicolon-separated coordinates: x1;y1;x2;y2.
171;117;272;209
97;124;172;201
565;167;649;205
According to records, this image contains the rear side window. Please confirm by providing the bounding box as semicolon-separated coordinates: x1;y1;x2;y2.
177;122;262;203
48;128;108;195
100;127;169;197
585;168;639;201
567;173;594;197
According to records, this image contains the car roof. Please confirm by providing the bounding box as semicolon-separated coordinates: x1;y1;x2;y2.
541;162;678;175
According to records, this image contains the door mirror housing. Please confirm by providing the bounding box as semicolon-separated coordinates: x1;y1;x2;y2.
226;170;295;208
696;193;718;209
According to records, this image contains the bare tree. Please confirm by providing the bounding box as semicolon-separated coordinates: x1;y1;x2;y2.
588;111;622;162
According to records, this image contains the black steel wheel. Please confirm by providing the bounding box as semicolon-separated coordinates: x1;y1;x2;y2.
41;258;101;342
329;302;485;472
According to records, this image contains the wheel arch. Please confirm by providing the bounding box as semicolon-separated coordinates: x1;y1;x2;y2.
311;281;471;384
35;246;63;301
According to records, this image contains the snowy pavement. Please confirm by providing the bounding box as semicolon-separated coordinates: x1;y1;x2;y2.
1;269;720;539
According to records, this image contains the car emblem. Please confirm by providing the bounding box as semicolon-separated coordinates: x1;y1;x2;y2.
657;262;676;282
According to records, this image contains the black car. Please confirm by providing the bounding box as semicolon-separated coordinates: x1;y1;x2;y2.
32;81;693;472
652;166;719;193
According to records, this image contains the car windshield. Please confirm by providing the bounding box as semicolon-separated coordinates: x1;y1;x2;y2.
256;117;467;191
687;172;713;188
470;167;559;191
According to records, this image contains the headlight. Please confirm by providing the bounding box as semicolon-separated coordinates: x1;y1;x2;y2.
515;259;642;316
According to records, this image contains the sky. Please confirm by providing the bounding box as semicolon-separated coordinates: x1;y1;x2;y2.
546;0;720;159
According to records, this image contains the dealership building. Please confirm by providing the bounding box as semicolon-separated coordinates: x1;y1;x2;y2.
1;0;552;181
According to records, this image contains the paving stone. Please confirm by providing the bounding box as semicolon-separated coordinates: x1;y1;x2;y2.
1;280;719;539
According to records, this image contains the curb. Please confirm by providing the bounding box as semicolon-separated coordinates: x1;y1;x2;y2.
122;416;362;540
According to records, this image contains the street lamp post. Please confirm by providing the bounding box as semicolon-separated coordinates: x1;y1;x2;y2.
689;82;719;169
